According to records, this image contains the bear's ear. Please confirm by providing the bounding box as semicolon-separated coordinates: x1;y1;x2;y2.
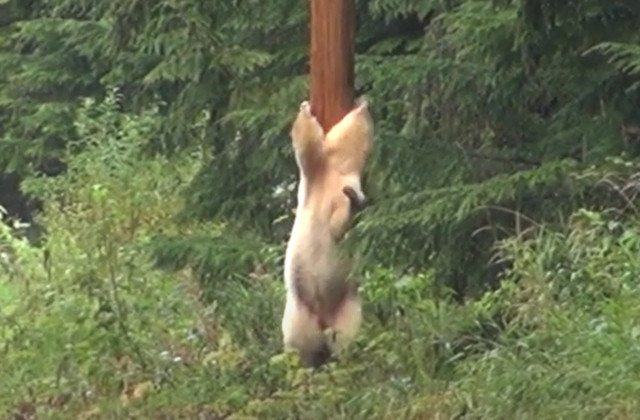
322;98;374;177
290;100;326;179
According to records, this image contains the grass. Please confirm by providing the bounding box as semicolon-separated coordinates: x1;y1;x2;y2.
2;95;640;419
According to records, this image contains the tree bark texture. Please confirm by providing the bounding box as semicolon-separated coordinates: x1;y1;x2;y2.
309;0;355;132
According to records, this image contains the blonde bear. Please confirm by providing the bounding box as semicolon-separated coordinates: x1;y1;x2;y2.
282;98;373;367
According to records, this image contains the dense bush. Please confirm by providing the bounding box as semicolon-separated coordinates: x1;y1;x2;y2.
3;0;640;418
1;91;640;419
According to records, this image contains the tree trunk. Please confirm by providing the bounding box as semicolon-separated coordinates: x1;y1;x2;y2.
309;0;355;132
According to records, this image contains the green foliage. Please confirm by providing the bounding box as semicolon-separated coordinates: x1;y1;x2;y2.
0;93;202;413
453;208;640;419
5;0;640;294
4;0;640;418
5;114;640;416
0;96;463;418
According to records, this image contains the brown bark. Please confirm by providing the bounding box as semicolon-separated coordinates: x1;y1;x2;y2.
309;0;355;132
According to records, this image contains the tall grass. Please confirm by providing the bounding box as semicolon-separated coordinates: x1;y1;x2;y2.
2;93;640;419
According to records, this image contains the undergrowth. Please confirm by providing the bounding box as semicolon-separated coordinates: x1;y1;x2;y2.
2;94;640;419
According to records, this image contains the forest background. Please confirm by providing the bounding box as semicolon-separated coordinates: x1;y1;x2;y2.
2;0;640;418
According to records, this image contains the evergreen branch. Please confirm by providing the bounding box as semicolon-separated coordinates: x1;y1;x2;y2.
454;142;541;167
